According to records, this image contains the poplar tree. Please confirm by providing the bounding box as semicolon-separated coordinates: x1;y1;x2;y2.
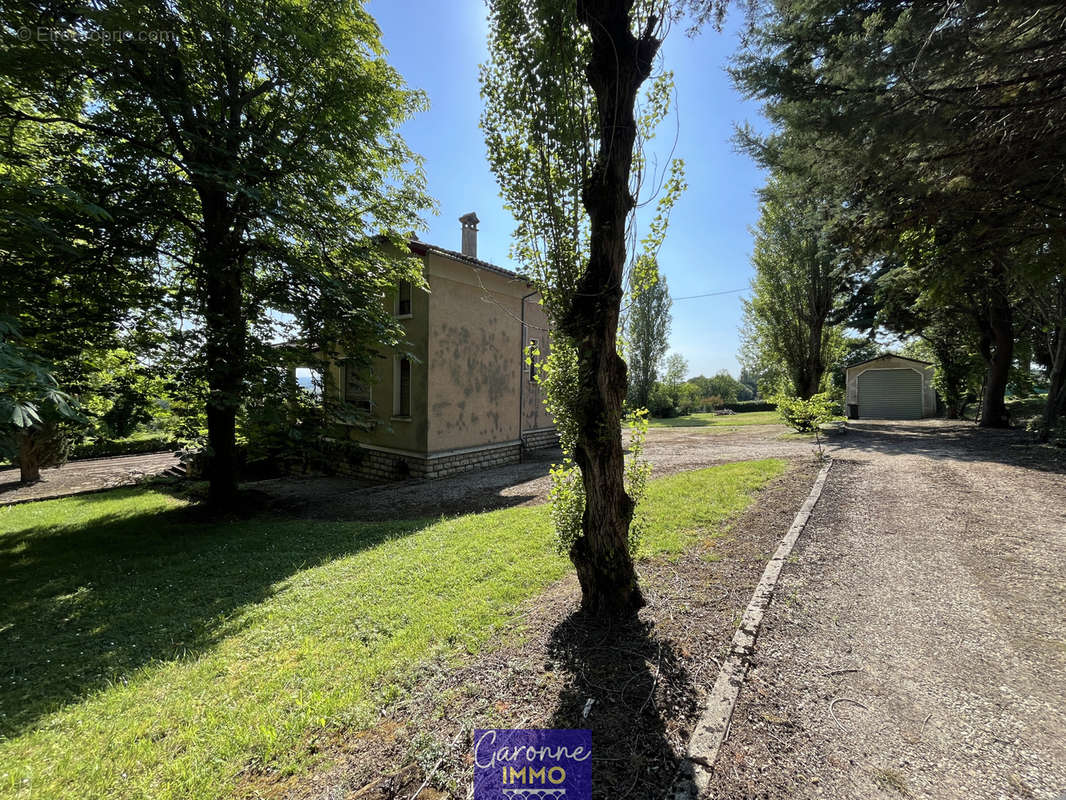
482;0;704;614
625;266;672;410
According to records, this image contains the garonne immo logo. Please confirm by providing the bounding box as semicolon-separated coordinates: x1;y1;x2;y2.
473;729;591;799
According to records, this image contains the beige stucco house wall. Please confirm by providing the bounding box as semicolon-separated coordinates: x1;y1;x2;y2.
845;354;936;419
328;215;556;480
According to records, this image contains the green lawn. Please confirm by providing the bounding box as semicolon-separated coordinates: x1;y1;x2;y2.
642;410;782;429
0;459;785;800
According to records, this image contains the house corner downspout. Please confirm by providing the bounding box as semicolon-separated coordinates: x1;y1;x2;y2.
519;287;538;461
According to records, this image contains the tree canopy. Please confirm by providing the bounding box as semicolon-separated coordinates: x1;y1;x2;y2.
732;1;1066;431
2;0;432;502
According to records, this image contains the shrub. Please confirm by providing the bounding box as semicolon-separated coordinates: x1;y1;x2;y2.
775;393;836;432
722;400;777;413
70;434;175;460
647;383;677;418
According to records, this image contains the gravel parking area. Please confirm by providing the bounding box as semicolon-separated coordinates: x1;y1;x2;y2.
708;420;1066;799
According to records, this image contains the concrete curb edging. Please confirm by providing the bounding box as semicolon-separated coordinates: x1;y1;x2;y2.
671;459;834;799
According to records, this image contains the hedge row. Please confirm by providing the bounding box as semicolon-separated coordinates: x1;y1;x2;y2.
70;436;176;460
721;400;777;413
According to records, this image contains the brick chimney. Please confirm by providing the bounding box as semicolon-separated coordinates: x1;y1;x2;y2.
459;212;479;258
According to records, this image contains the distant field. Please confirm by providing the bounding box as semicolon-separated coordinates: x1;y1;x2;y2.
641;410;782;429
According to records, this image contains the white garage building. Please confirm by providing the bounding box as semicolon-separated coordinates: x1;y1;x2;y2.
845;354;936;420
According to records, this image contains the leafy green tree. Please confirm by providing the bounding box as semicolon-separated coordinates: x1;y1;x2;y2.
740;179;847;399
482;0;701;614
677;380;704;413
3;0;431;508
738;367;761;399
775;392;834;433
696;370;746;404
732;1;1066;427
625;266;672;410
0;320;83;482
661;352;689;407
0;90;168;469
901;330;983;421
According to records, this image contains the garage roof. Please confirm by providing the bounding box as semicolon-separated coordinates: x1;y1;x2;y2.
846;353;932;370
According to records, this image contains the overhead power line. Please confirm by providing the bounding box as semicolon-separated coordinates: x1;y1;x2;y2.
672;287;749;301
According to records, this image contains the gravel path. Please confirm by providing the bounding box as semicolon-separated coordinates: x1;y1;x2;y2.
0;451;179;506
254;423;813;520
708;420;1066;799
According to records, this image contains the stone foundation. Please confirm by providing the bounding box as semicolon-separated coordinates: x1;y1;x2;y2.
334;430;558;483
522;427;560;452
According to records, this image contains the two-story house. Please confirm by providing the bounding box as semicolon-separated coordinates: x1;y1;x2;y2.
327;213;557;480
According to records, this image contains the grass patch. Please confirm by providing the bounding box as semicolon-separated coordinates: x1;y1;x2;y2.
640;410;783;429
871;766;910;796
0;459;785;799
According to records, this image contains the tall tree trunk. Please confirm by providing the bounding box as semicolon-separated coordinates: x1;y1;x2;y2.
1041;318;1065;441
17;430;41;484
561;0;660;616
978;280;1013;429
200;191;246;510
802;318;825;400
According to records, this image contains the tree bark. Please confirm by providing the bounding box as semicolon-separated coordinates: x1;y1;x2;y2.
199;189;247;510
978;279;1013;429
17;431;41;484
560;0;660;617
1041;317;1065;441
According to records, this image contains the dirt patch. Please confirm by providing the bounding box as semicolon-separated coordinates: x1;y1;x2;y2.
235;460;821;800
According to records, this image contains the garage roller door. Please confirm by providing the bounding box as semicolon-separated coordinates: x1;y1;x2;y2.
858;369;922;419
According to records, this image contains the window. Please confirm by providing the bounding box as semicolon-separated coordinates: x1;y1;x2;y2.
395;357;411;417
397;280;412;317
294;367;323;398
344;365;372;410
528;338;539;383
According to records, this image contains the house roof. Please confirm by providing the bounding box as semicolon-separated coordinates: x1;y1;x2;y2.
407;239;529;283
846;352;933;370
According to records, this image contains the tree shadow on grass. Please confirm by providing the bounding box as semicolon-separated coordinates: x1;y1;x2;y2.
0;486;430;739
545;611;698;799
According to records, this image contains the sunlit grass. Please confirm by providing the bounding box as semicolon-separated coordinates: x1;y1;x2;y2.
0;459;785;800
640;410;782;429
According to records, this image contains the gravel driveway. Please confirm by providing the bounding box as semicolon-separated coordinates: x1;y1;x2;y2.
708;420;1066;799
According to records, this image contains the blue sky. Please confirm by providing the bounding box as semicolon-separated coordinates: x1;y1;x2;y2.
367;2;768;379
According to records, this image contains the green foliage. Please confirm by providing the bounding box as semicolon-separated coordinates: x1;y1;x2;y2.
739;178;848;399
78;349;166;440
723;400;777;413
547;377;652;559
647;382;679;418
482;0;685;610
69;434;174;461
4;0;432;502
0;319;84;475
625;266;672;409
732;1;1066;428
677;381;704;414
774;392;836;433
688;371;749;405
